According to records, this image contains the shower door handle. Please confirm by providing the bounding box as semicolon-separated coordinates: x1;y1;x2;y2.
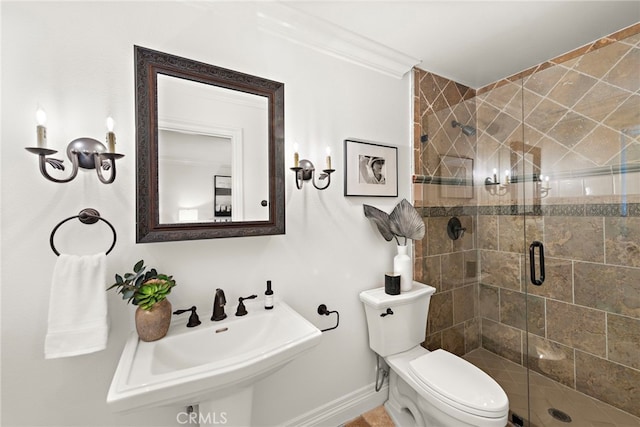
529;241;545;286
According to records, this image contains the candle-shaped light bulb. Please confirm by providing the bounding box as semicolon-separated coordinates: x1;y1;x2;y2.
106;116;116;153
36;108;47;126
36;108;47;148
293;143;299;168
504;169;510;184
325;146;332;170
492;168;498;183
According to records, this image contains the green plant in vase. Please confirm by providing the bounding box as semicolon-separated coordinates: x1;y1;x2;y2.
108;260;176;341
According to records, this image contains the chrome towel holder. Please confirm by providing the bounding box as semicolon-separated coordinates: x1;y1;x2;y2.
49;208;116;256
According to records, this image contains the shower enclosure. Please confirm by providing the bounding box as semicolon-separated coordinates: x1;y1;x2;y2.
414;24;639;426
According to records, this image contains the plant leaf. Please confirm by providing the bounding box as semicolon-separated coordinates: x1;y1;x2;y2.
363;204;395;241
133;260;145;273
389;199;425;241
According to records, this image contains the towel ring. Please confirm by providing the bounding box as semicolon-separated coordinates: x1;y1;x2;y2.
50;208;117;256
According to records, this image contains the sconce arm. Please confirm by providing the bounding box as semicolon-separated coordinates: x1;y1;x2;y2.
311;169;335;191
26;147;80;184
93;153;124;185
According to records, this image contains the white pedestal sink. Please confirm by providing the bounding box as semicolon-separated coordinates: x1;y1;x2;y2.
107;298;321;423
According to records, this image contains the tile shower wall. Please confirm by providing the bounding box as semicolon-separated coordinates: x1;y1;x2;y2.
414;23;640;418
413;69;480;356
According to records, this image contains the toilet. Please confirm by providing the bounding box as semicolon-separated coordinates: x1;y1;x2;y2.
360;282;509;427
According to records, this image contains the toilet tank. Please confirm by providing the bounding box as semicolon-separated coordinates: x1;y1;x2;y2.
359;282;436;357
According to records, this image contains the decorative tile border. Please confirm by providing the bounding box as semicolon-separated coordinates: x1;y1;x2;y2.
421;203;640;218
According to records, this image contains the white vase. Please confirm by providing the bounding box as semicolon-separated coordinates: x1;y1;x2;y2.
394;245;413;292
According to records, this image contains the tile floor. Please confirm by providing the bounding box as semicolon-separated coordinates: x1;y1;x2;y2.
345;348;640;427
463;348;640;427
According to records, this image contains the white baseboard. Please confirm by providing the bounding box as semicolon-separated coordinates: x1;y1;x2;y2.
283;382;388;427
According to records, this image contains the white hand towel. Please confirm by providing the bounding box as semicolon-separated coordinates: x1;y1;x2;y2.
45;253;109;359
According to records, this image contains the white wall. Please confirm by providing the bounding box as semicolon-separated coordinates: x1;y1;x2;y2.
1;2;411;426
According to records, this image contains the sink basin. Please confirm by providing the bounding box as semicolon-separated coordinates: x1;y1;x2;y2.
107;299;321;413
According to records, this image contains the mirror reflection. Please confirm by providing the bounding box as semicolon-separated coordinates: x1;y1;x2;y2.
157;74;269;223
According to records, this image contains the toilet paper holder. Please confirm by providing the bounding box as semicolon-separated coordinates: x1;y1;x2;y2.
317;304;339;332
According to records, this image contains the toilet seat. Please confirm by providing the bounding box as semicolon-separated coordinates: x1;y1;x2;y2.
408;349;508;418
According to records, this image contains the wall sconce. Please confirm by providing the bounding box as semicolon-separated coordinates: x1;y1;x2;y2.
484;168;509;196
25;109;124;184
290;145;335;190
539;174;551;198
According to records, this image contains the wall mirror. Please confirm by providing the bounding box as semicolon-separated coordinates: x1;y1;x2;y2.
135;46;285;242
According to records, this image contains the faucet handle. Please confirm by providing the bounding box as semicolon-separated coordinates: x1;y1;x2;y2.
235;294;257;316
173;306;202;327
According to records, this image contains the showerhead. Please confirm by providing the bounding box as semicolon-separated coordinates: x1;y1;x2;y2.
451;120;476;136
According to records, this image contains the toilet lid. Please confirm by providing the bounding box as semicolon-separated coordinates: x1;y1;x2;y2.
408;349;508;418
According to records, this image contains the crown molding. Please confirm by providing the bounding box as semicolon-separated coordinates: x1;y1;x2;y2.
256;3;420;79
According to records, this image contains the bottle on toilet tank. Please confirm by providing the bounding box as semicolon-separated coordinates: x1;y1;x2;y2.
265;280;274;309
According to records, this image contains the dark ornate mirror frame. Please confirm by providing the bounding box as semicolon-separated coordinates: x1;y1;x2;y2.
135;46;285;242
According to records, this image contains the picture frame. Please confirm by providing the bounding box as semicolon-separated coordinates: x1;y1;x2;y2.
214;175;232;218
344;139;398;197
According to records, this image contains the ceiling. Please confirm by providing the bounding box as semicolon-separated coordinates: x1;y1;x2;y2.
280;1;640;88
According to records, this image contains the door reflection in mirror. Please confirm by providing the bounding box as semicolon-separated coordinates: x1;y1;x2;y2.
157;74;269;223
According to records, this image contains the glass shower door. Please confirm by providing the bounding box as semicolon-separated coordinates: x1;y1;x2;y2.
519;31;640;426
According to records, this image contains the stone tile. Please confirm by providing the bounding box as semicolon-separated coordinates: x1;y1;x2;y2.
605;91;640;135
479;283;499;321
427;291;453;334
547;69;597;108
344;416;369;427
575;81;631;126
441;252;464;290
500;289;545;337
524;256;573;303
481;318;522;365
576;350;640;418
423;331;441;351
453;284;476;324
421;255;442;292
442;323;465;356
547;299;607;357
477;215;498;250
605;217;640;268
607;313;640;370
603;45;640;93
526;334;575;388
574;261;640;319
480;250;521;290
464;317;480;353
524;65;569;97
361;405;395;427
497;216;526;254
575;40;633;79
427;217;452;255
544;216;605;262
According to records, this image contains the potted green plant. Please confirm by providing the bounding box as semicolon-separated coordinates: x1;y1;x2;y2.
107;260;176;342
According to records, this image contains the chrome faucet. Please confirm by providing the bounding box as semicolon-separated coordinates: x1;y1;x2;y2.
211;288;227;321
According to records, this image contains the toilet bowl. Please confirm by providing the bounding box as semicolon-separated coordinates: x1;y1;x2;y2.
360;282;508;427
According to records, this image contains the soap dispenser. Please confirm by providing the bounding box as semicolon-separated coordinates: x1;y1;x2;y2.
265;280;274;310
